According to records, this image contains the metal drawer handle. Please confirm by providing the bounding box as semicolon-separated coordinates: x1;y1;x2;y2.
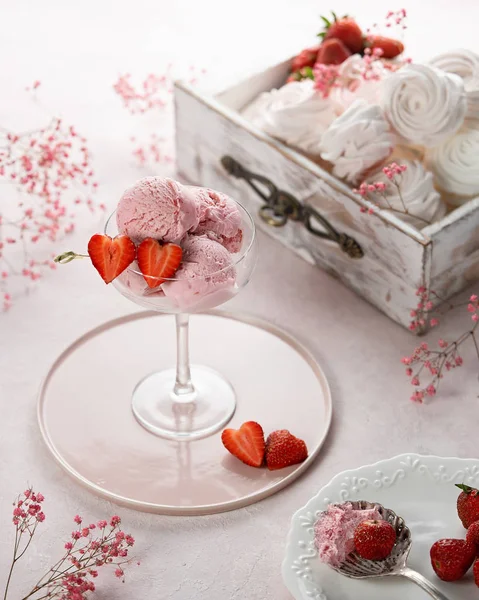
221;156;363;259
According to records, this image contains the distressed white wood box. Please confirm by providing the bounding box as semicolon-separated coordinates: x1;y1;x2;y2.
174;59;479;332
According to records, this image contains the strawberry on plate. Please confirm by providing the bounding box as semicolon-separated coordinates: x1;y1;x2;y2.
221;421;265;468
474;558;479;586
367;35;404;59
136;238;182;289
456;483;479;528
466;521;479;550
319;12;364;54
316;38;351;66
354;520;396;560
292;46;320;72
265;429;308;471
87;234;136;284
430;538;476;581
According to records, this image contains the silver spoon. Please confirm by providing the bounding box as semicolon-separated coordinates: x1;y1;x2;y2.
330;501;451;600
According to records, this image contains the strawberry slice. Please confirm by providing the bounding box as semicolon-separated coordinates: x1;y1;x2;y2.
316;38;351;66
221;421;265;468
265;429;308;471
367;35;404;59
137;238;182;288
87;234;136;284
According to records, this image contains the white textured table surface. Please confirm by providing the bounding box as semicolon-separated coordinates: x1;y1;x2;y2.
2;0;479;598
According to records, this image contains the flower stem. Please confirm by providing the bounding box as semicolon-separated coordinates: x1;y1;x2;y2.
3;527;19;600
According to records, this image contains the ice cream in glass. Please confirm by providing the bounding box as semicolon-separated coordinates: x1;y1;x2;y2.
103;177;257;440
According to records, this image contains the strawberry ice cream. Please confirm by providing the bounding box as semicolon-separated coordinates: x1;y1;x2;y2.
200;229;244;254
162;235;236;311
186;186;243;249
314;503;382;567
116;177;200;243
114;177;245;311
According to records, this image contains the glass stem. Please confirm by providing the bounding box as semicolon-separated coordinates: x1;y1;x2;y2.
173;313;195;401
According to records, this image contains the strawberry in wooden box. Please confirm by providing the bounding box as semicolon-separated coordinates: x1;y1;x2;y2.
175;9;479;333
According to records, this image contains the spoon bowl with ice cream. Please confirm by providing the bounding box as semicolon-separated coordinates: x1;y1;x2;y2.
316;501;450;600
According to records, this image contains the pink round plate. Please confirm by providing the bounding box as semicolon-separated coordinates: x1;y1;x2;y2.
38;311;332;515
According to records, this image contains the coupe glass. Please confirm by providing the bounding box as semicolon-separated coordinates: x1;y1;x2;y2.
105;200;257;441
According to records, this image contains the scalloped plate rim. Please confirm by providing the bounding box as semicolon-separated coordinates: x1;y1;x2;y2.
281;453;479;600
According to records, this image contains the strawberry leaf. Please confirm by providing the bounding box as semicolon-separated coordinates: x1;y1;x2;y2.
456;483;478;494
290;67;314;82
317;32;326;39
320;15;331;28
302;66;314;80
331;10;338;21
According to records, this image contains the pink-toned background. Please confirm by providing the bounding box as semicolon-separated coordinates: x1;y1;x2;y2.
1;0;479;597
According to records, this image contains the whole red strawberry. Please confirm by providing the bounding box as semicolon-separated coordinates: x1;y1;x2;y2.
456;484;479;528
265;430;308;471
291;46;320;72
354;520;396;560
367;35;404;59
474;558;479;587
320;12;363;54
316;38;351;66
467;521;479;550
430;539;476;581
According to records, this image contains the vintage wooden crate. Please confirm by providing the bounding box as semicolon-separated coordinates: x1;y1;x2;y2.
174;59;479;332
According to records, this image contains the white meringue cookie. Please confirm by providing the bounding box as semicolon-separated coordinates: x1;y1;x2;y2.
425;127;479;202
241;80;336;155
331;54;388;113
370;159;446;228
430;49;479;125
381;63;467;147
318;99;395;184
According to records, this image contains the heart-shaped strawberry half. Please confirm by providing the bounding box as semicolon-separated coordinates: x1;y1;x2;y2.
87;234;136;284
221;421;265;468
265;429;308;471
137;238;183;289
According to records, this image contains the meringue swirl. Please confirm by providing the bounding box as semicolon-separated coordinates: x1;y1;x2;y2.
331;54;388;114
381;64;467;147
318;100;395;184
372;159;446;228
241;80;336;155
430;49;479;124
425;127;479;200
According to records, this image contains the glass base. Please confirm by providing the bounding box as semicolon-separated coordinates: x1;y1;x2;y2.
131;365;236;441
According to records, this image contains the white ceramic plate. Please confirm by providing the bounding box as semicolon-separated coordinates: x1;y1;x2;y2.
282;454;479;600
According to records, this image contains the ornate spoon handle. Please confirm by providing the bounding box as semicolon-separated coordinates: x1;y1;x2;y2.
399;567;451;600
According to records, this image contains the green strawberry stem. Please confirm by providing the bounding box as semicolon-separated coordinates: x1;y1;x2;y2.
320;15;331;28
290;67;315;82
456;483;478;494
317;11;349;38
54;251;89;264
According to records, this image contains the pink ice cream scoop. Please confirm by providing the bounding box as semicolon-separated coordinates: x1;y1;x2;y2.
186;186;242;242
314;503;382;567
162;235;236;311
116;177;200;243
199;229;244;254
